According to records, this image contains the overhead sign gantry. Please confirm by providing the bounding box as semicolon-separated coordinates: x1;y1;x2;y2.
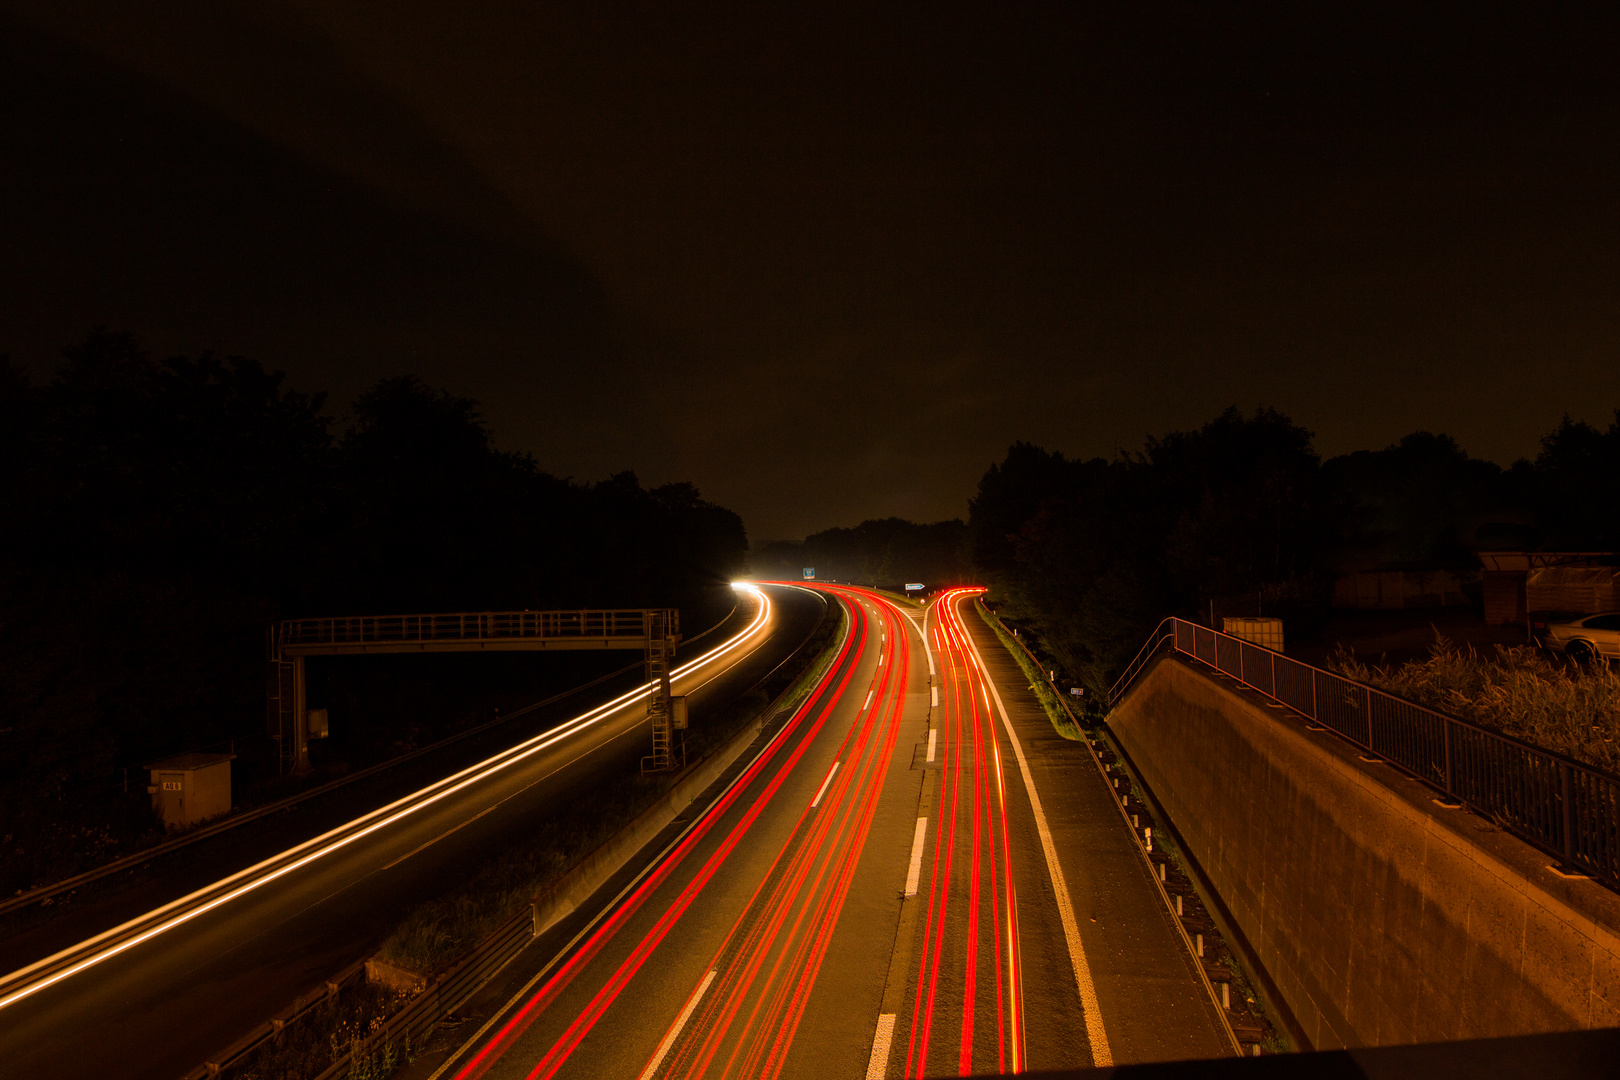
267;608;682;774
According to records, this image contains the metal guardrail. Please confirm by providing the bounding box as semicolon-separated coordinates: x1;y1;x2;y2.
181;909;533;1080
1109;617;1620;890
309;910;534;1080
277;608;676;654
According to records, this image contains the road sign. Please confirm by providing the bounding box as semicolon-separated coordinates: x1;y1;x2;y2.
1070;687;1084;698
803;568;815;580
904;583;924;592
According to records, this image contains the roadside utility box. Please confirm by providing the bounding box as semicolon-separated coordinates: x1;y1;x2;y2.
1223;616;1285;652
146;751;236;830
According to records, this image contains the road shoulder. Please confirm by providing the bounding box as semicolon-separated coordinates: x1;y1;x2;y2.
960;603;1235;1064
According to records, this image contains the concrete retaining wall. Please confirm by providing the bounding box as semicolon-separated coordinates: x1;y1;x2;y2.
1109;655;1620;1049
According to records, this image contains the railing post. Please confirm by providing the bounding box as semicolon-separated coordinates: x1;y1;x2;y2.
1310;667;1317;722
1443;720;1454;794
1561;761;1577;870
1365;689;1374;751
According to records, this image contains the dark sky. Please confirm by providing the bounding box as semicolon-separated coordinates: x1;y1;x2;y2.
4;2;1618;542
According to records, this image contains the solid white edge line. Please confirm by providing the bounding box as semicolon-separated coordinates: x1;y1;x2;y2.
811;761;841;808
0;588;781;1010
638;969;717;1080
904;817;929;897
866;1013;897;1079
959;595;1114;1067
926;730;937;763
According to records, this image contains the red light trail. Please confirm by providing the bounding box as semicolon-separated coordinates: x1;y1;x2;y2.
904;587;1023;1078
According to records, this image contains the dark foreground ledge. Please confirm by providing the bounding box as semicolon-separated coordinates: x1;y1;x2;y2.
1013;1026;1620;1080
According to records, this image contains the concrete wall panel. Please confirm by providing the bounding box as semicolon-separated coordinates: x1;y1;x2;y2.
1109;655;1620;1048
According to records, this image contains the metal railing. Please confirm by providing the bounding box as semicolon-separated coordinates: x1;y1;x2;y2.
1109;617;1620;890
277;608;675;652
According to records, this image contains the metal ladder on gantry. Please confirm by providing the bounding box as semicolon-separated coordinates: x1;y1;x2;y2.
266;607;683;775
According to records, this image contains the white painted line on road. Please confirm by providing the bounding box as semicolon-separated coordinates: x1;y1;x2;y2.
812;762;841;808
961;603;1113;1066
639;969;717;1080
926;730;937;763
904;817;929;897
865;690;874;711
931;686;938;708
866;1013;897;1079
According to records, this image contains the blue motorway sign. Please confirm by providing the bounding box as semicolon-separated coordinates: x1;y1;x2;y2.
803;568;816;580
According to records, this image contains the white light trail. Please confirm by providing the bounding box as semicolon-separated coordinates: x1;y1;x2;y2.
0;588;777;1012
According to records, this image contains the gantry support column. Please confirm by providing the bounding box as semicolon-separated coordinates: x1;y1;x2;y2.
291;655;310;774
641;610;679;773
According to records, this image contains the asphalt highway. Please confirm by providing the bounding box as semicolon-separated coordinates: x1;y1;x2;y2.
421;584;927;1080
415;585;1228;1080
0;584;825;1080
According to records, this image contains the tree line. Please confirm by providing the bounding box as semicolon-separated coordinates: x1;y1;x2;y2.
969;406;1620;700
0;330;747;888
750;518;975;588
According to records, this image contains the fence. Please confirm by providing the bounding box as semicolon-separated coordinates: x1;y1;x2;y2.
1109;617;1620;891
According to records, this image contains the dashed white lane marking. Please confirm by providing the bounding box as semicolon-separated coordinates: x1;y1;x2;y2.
931;686;939;707
812;762;841;808
962;605;1114;1066
865;690;874;710
904;817;929;897
926;730;937;763
866;1013;897;1079
639;969;717;1080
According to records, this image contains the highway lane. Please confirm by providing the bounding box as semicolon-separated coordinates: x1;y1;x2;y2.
424;585;933;1080
893;587;1029;1077
1;625;714;975
881;587;1113;1075
0;584;824;1080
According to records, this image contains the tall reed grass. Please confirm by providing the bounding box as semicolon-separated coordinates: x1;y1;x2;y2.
1333;634;1620;774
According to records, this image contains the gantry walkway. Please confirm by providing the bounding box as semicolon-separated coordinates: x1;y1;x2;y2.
267;608;682;773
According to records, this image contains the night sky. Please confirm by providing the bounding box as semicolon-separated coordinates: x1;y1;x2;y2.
3;3;1618;542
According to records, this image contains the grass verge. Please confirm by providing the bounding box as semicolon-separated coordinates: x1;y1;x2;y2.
1332;632;1620;774
974;602;1081;740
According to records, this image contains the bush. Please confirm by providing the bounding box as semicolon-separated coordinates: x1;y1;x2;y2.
1332;633;1620;774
